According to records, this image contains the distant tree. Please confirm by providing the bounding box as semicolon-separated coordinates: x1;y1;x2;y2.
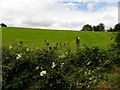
93;23;105;31
81;24;92;31
114;23;120;32
0;23;7;27
98;23;105;31
107;27;113;32
93;25;99;31
93;26;96;31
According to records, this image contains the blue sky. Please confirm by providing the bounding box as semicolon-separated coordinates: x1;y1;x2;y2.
60;1;118;12
0;0;119;30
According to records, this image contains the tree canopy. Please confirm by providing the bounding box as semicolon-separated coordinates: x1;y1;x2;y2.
81;24;92;31
81;23;105;31
81;23;120;32
114;23;120;32
0;23;7;27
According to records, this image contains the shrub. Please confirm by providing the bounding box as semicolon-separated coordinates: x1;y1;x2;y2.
110;32;120;66
2;42;116;89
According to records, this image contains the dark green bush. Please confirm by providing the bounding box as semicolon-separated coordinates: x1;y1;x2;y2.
110;32;120;67
75;47;110;68
2;42;117;89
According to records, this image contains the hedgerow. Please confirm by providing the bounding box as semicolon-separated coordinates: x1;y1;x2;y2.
3;40;119;89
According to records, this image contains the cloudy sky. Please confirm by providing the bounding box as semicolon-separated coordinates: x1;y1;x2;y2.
0;0;119;30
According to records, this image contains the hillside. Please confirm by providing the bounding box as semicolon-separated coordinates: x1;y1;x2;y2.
2;27;113;49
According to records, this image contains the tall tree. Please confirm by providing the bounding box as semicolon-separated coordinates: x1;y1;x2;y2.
81;24;92;31
98;23;105;31
107;27;113;32
93;25;99;31
114;23;120;32
93;23;105;31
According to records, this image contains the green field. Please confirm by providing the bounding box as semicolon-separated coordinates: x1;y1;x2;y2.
2;27;120;89
2;27;113;49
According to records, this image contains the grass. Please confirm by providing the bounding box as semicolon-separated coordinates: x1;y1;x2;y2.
2;27;120;89
2;27;113;49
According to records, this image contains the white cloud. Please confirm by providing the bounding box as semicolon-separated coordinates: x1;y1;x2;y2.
87;3;95;11
0;0;118;30
59;21;85;28
24;17;56;27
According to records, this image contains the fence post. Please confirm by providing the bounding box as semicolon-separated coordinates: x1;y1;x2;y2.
76;37;80;50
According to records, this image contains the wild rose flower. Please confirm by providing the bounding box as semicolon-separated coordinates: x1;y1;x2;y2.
51;62;56;68
10;46;12;49
61;63;64;67
40;70;46;76
87;61;92;65
16;54;22;59
26;48;29;52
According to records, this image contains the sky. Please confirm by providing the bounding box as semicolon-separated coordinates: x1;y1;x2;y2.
0;0;119;30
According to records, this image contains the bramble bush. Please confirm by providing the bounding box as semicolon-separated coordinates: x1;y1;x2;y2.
110;32;120;67
2;40;120;89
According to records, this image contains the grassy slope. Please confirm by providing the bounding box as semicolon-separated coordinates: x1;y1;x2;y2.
2;27;113;49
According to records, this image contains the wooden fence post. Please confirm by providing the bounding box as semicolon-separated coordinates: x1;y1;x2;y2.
76;37;80;50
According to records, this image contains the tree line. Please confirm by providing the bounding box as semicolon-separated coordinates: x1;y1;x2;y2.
1;22;120;32
81;23;120;32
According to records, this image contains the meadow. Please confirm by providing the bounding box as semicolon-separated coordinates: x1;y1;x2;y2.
2;27;113;49
2;27;120;89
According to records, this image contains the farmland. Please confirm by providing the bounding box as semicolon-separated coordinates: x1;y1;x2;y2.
2;27;113;49
2;27;120;89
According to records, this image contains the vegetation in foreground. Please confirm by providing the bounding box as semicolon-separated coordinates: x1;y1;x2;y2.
2;24;120;89
2;32;120;89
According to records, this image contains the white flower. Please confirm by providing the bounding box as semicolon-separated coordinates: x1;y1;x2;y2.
16;54;22;59
36;66;39;70
40;70;46;76
58;54;65;58
26;48;29;51
10;46;12;49
51;62;56;68
62;55;65;57
65;52;68;55
87;61;92;65
84;71;87;75
61;63;64;67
